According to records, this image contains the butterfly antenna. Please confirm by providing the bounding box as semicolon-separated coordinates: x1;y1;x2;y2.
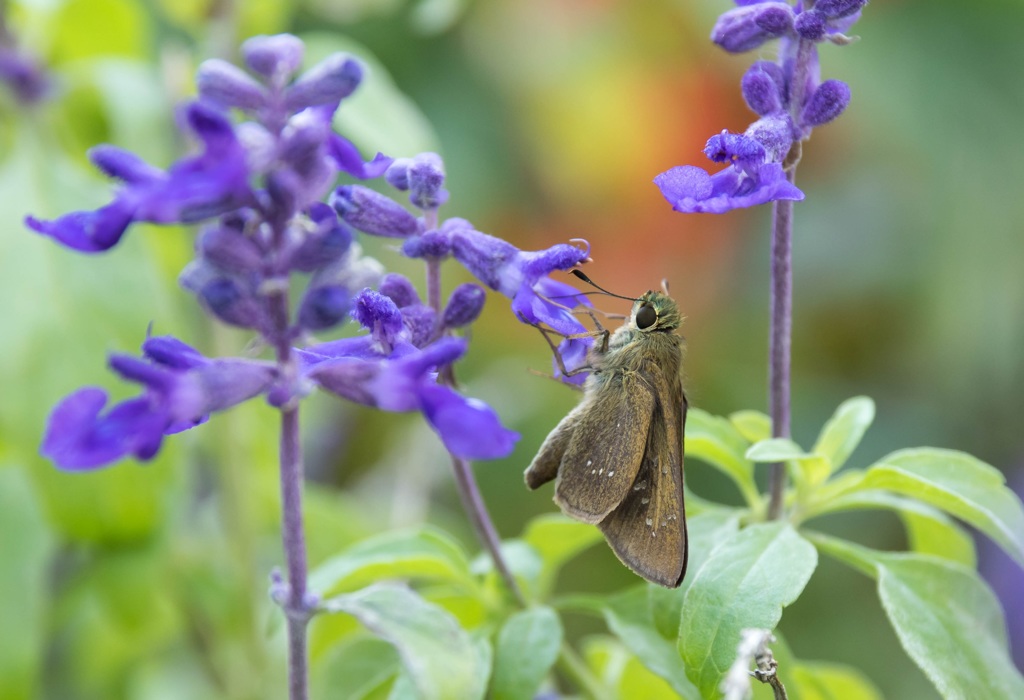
570;270;637;301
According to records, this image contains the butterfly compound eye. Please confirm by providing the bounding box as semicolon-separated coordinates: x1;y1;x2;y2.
636;304;657;329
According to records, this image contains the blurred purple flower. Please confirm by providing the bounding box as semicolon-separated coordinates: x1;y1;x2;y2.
42;336;276;470
26;102;253;252
0;47;51;103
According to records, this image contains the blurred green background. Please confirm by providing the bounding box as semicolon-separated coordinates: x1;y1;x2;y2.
1;0;1022;698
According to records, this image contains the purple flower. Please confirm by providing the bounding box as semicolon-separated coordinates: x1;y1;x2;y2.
26;102;253;252
300;335;518;460
42;336;276;470
450;226;592;336
0;47;51;104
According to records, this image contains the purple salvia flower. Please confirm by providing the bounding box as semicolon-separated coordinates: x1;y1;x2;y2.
300;336;518;460
42;336;275;470
450;226;592;336
26;102;253;252
654;162;803;214
331;185;421;238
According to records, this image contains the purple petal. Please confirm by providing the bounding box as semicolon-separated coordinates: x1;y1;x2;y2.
89;145;163;184
518;241;591;283
654;165;715;206
511;284;590;337
41;388;165;470
327;135;394;180
419;384;519;460
142;336;209;370
25;198;137;253
450;227;521;292
554;337;592;386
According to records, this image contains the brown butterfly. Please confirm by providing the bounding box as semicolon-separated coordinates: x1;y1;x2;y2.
524;276;688;587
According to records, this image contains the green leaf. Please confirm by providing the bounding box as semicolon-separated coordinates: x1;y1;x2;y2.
314;637;399;700
522;514;604;596
791;660;883;700
860;448;1024;568
899;506;977;568
812;397;875;474
0;468;54;700
322;584;489;700
804;489;977;567
745;438;809;462
746;438;830;490
490;606;563;700
729;410;772;444
583;636;679;700
680;523;818;698
647;509;741;639
812;536;1024;699
310;527;474;598
603;587;701;699
685;408;759;506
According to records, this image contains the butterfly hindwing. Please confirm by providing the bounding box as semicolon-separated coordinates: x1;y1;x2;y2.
598;365;687;587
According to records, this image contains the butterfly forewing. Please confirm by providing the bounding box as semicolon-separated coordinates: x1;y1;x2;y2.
553;372;655;524
598;366;687;587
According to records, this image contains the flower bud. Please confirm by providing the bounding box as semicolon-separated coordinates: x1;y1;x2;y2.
442;284;486;328
299;285;350;331
196;59;267;111
331;185;420;238
384;158;412;190
741;61;786;115
199;278;263;329
290;211;353;273
800;79;851;127
711;3;794;54
284;54;363;112
242;34;305;81
379;273;420;308
402;230;451;259
794;10;827;41
408;152;448;210
198;222;262;274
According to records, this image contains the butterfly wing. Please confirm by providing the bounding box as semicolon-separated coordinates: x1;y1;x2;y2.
524;402;585;490
598;365;687;587
553;371;656;524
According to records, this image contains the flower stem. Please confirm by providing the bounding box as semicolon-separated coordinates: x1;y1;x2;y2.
767;37;814;520
450;455;527;606
767;191;793;521
279;403;311;700
422;243;525;606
